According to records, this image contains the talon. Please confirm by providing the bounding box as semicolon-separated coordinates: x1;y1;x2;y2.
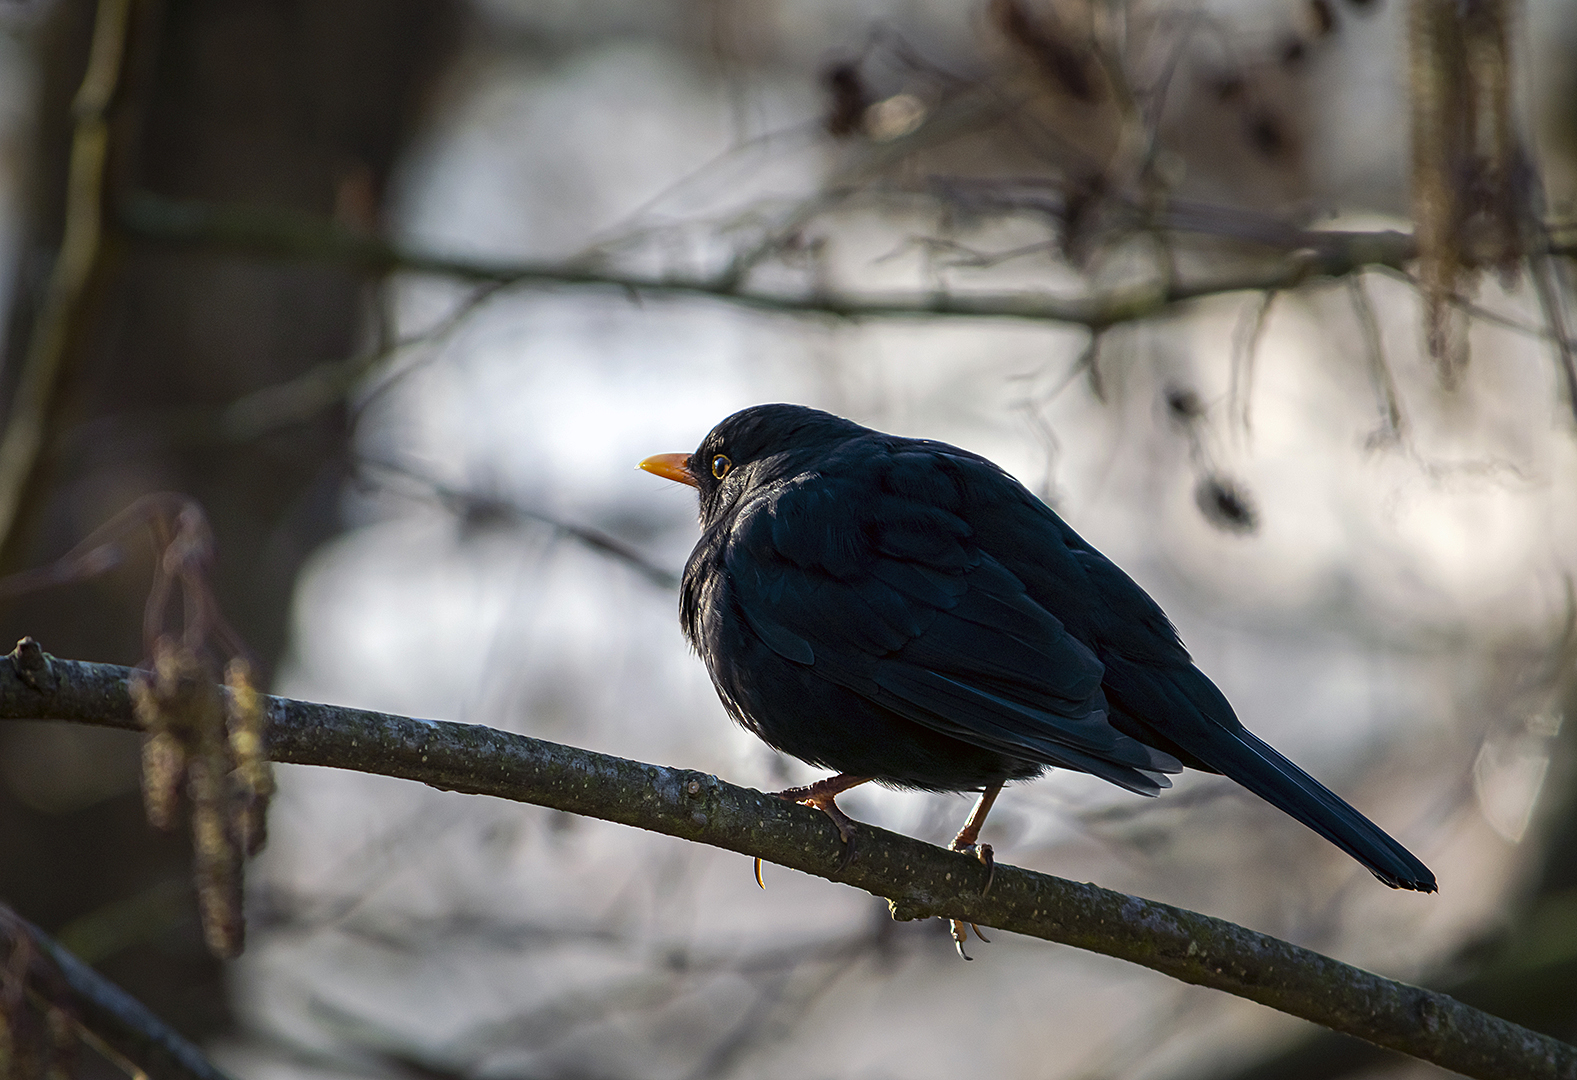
970;923;991;944
835;832;857;872
950;919;973;960
754;857;765;889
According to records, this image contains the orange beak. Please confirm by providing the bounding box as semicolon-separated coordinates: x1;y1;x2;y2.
639;453;698;488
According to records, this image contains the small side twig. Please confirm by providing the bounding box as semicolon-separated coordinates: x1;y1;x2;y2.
1526;243;1577;425
1346;274;1406;446
357;457;681;590
1227;288;1276;440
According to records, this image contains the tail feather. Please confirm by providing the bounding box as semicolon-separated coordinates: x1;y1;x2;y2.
1185;726;1436;892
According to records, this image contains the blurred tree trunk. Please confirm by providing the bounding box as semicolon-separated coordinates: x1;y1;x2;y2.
0;0;460;1042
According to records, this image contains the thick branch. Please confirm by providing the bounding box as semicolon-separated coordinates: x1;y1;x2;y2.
117;193;1418;329
2;648;1571;1080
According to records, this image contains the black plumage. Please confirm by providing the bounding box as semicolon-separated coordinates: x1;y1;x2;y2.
642;404;1436;896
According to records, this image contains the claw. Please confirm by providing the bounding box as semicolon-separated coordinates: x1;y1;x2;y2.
947;915;992;959
950;919;973;960
835;833;858;872
754;857;765;889
974;842;996;897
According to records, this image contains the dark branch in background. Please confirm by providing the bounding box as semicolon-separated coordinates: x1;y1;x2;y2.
116;192;1421;329
1527;244;1577;419
356;457;681;590
96;188;1577;465
1;906;233;1080
110;191;1577;430
0;648;1572;1080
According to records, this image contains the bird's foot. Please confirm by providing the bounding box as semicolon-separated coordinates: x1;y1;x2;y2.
774;785;859;844
770;774;871;873
951;840;995;897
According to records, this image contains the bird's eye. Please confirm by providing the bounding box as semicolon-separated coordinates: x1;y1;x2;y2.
711;455;732;479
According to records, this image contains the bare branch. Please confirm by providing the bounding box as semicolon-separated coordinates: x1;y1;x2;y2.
0;646;1572;1080
3;906;234;1080
116;193;1420;330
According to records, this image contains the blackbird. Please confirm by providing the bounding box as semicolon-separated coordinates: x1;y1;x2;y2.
641;404;1435;944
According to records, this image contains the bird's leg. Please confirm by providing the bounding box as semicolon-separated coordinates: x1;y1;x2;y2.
948;782;1003;960
950;782;1001;887
770;774;872;872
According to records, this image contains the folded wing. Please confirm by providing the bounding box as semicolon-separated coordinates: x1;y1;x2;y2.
722;454;1182;795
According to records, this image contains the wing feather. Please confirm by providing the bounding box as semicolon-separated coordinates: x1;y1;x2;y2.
723;467;1181;787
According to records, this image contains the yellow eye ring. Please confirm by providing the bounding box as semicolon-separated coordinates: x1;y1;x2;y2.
711;455;732;479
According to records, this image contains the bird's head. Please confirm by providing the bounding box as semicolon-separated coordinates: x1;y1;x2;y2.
639;404;867;525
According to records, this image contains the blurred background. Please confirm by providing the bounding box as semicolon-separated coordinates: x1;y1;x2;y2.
1;0;1576;1077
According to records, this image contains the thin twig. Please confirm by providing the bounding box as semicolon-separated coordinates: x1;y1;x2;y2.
0;648;1572;1080
0;0;134;556
1526;247;1577;424
1373;264;1577;349
220;281;509;444
357;457;681;590
49;282;512;455
350;282;513;434
1346;275;1406;444
1228;289;1276;439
